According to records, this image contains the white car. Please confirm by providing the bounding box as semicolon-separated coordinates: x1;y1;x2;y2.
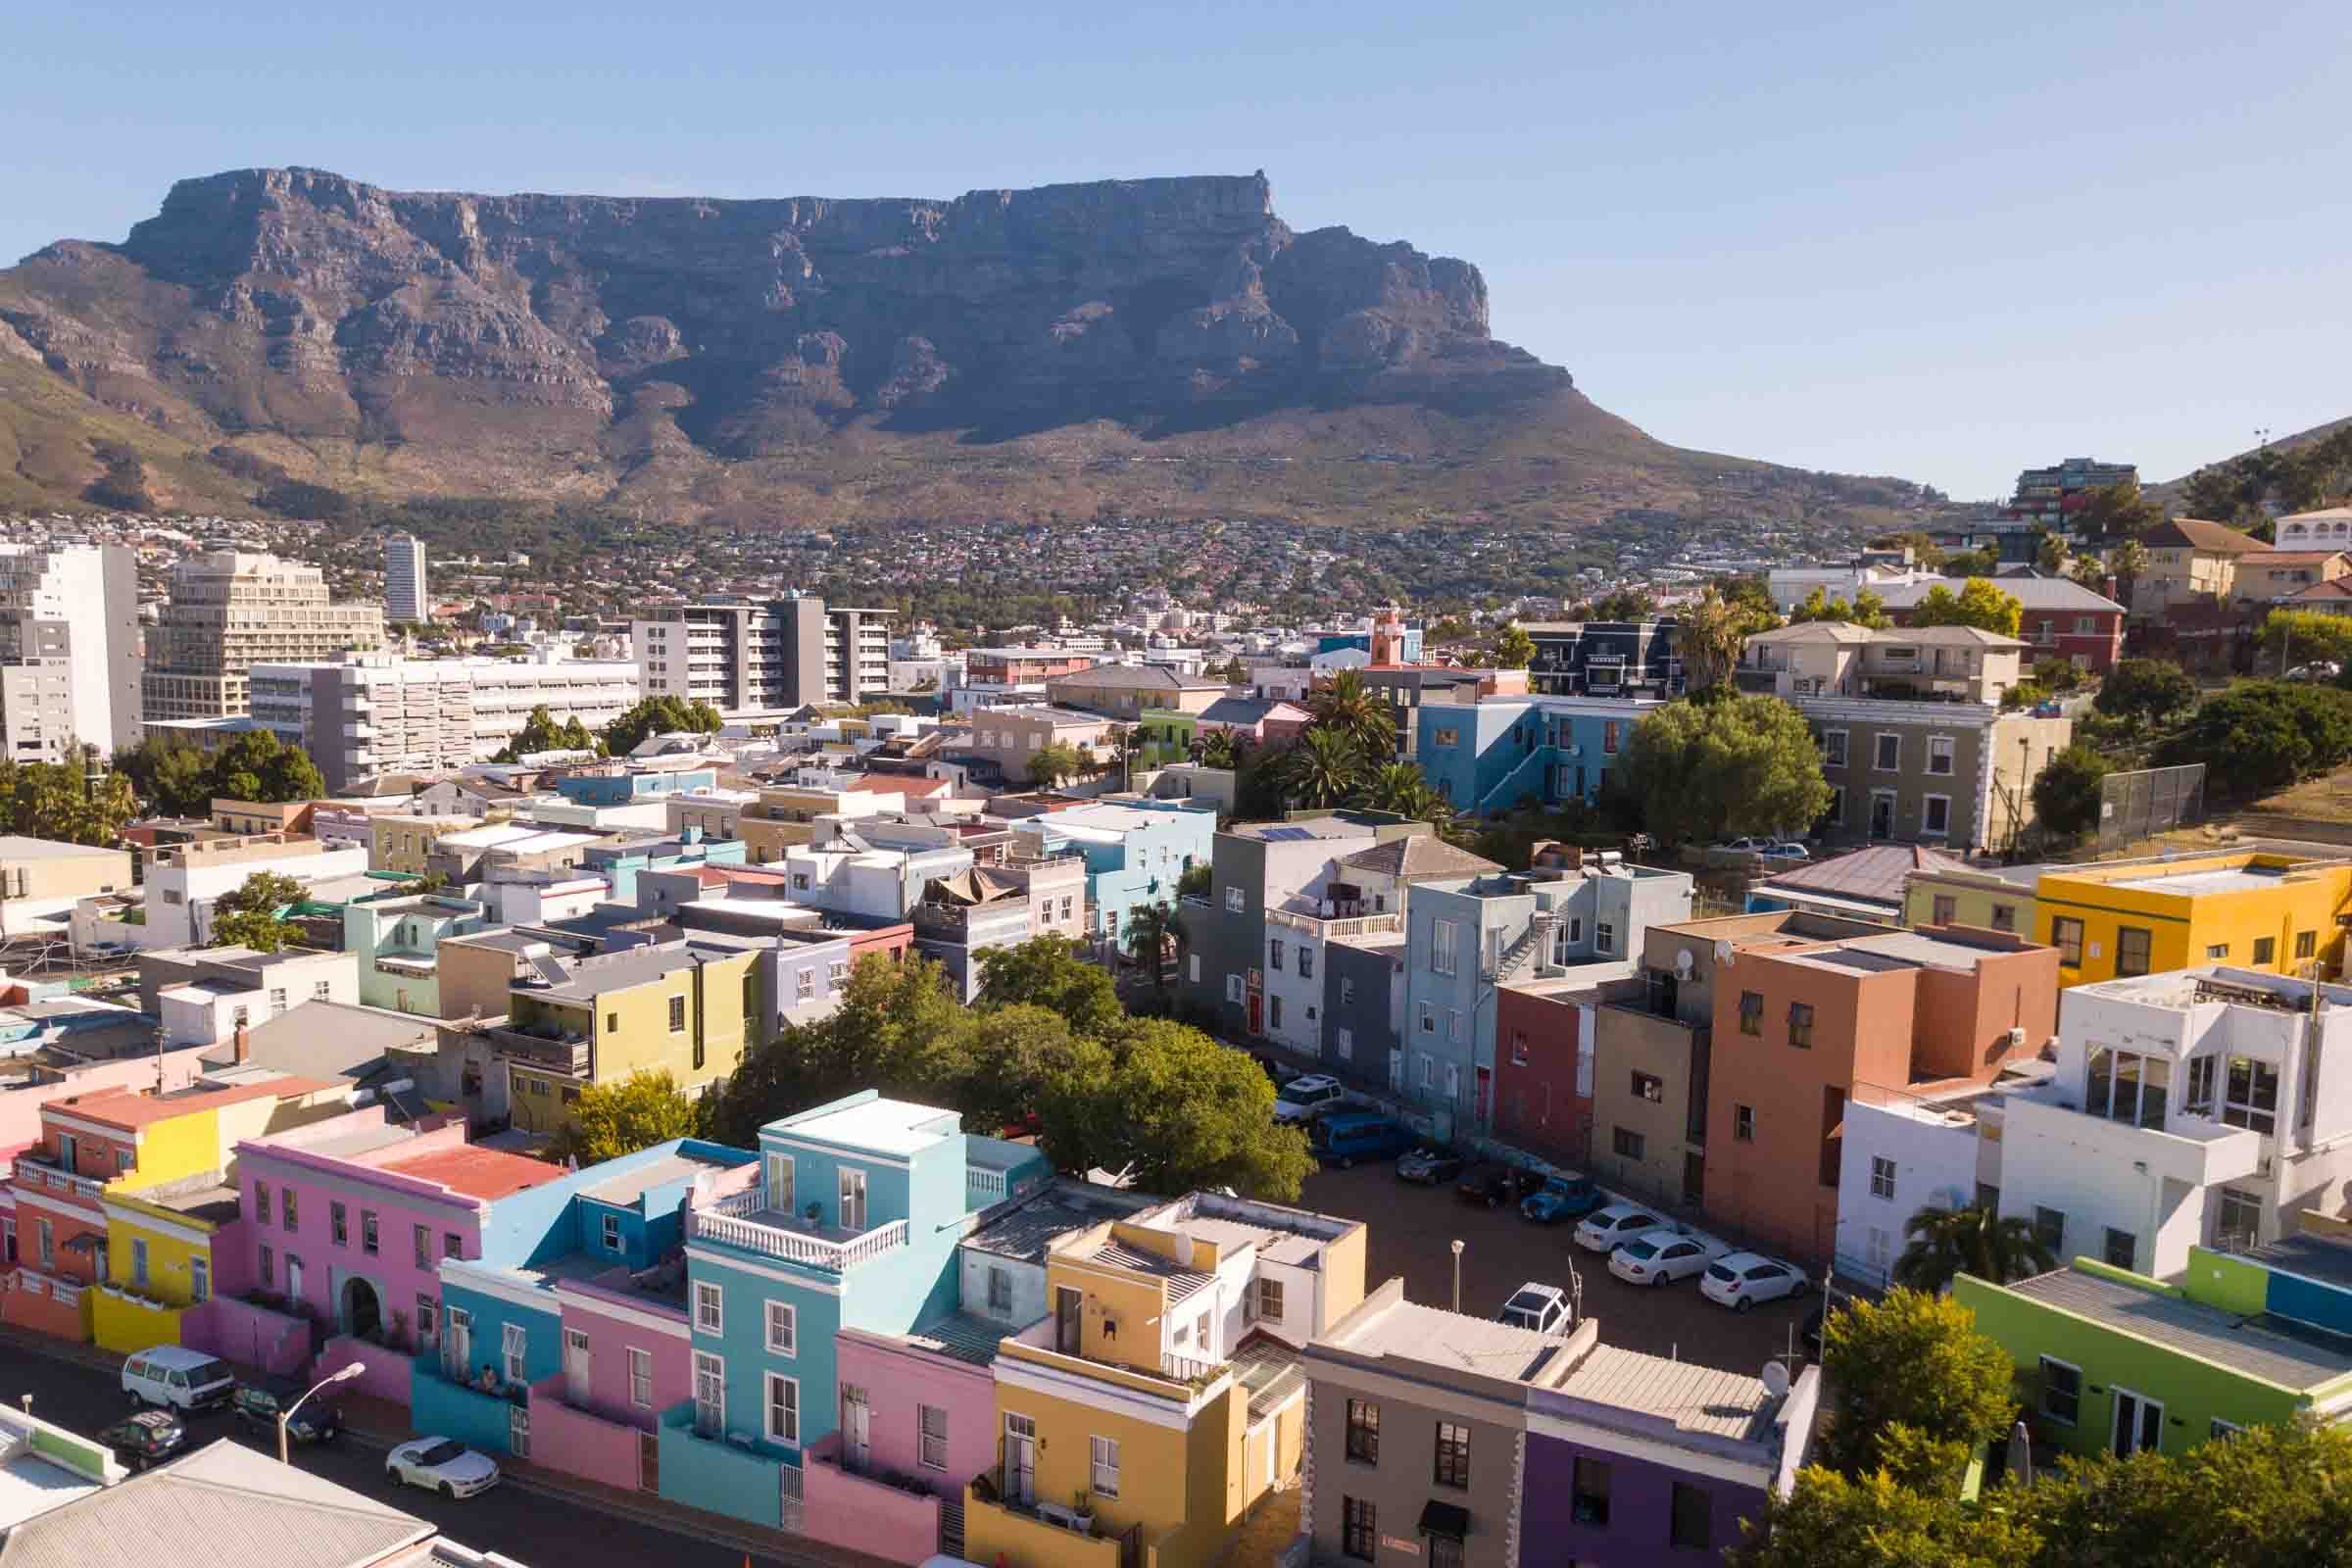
386;1437;501;1498
1606;1228;1727;1287
1573;1202;1667;1253
1496;1282;1572;1336
1699;1252;1810;1313
1273;1074;1346;1124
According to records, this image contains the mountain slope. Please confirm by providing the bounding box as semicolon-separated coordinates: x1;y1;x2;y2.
0;167;1929;528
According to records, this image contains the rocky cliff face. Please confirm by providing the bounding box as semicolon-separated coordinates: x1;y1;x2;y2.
0;167;1563;465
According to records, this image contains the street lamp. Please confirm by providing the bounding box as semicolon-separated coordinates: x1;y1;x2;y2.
279;1362;366;1465
1450;1239;1465;1313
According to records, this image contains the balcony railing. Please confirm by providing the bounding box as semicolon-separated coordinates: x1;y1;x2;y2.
485;1024;591;1074
969;1167;1010;1203
1266;906;1403;939
15;1153;107;1200
687;1194;910;1272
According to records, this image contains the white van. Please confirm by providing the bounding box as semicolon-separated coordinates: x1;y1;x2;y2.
122;1347;236;1412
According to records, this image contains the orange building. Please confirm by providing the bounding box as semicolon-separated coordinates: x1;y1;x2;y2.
1698;916;2059;1264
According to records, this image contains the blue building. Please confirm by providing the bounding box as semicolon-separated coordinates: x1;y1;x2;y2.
664;1093;1050;1530
556;765;721;807
1008;799;1216;944
582;828;748;905
1415;696;1660;816
1317;625;1424;663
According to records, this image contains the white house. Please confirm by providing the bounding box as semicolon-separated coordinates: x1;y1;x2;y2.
139;844;371;950
1834;1062;2050;1289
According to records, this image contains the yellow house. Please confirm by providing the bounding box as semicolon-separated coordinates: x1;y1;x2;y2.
495;937;763;1134
1903;860;2046;940
2034;852;2352;986
964;1193;1364;1568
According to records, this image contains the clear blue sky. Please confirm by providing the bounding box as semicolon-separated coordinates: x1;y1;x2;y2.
9;0;2348;500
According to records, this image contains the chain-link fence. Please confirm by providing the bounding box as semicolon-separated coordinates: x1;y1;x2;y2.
2096;763;2206;851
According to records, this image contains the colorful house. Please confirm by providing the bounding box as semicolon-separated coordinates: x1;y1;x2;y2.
1007;800;1216;946
2033;851;2352;986
341;892;493;1015
1414;696;1658;817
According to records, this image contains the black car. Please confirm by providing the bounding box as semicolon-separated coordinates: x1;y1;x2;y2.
230;1376;345;1445
99;1409;187;1471
1457;1162;1535;1208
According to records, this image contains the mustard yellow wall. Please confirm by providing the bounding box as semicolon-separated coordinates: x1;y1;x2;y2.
986;1374;1199;1565
1047;1260;1166;1375
1904;876;2039;941
507;951;761;1132
2037;858;2352;985
1316;1225;1368;1330
93;1198;220;1352
119;1109;224;1192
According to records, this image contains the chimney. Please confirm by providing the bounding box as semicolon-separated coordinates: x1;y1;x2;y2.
232;1019;250;1065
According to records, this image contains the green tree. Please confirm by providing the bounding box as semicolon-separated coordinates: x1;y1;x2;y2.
2034;530;2068;573
1122;901;1179;1004
207;868;309;951
1869;530;1947;569
2155;681;2352;799
1196;729;1240;770
1816;1289;2017;1487
1911;579;2024;636
949;1004;1094;1139
495;704;568;762
548;1069;699;1165
2075;478;2165;541
1891;1205;2058;1295
1282;727;1367;809
2032;746;2110;841
1091;1018;1315;1200
1305;670;1398;759
1027;741;1086;789
1728;1466;2030;1568
701;953;964;1145
602;696;720;756
0;760;136;846
2031;658;2081;693
1942;549;1999;578
2261;609;2352;671
2094;658;2197;728
199;728;327;805
1493;622;1537;669
975;935;1126;1037
1354;761;1446;820
1618;696;1833;846
1673;587;1749;691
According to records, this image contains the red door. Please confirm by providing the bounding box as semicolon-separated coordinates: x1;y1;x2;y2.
1248;994;1262;1035
1476;1066;1493;1125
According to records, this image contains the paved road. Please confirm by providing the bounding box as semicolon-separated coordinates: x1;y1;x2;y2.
2;1348;811;1568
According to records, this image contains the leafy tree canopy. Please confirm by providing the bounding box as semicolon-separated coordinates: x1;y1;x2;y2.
496;704;602;762
0;760;137;846
975;935;1126;1037
602;695;721;757
2094;659;2196;727
1911;579;2024;636
549;1069;699;1165
1891;1205;2058;1295
1618;695;1833;846
2261;609;2352;670
2033;746;2111;841
1493;622;1537;669
208;869;310;952
1815;1288;2017;1488
2154;680;2352;800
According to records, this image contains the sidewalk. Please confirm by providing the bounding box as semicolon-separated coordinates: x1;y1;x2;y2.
0;1327;895;1568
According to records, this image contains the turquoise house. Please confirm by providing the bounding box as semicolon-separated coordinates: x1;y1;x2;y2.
583;830;748;905
342;892;492;1015
1415;696;1660;816
662;1092;1050;1530
1008;799;1216;943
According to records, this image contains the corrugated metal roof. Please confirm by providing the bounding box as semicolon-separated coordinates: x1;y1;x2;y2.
903;1311;1016;1367
1551;1345;1781;1442
1760;844;1970;906
2007;1266;2352;1390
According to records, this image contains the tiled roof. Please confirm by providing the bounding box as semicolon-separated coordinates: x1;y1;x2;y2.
1340;836;1502;880
2004;1266;2352;1390
902;1311;1016;1367
2142;517;2274;554
1874;576;2124;612
2281;578;2352;602
1761;844;1970;906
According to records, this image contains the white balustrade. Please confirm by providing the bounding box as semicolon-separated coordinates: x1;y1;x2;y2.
689;1208;909;1272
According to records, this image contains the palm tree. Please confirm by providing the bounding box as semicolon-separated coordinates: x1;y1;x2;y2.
1122;901;1177;1004
1355;760;1445;820
1307;670;1397;759
1282;727;1367;809
1197;730;1240;770
1890;1205;2057;1295
1674;587;1748;692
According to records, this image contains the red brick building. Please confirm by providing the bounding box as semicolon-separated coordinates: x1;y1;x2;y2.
1879;575;2127;673
1493;977;1598;1163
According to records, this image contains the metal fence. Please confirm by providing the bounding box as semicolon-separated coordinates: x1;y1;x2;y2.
2097;763;2206;851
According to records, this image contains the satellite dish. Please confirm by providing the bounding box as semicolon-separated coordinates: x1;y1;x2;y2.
1715;938;1736;966
1676;948;1695;975
1761;1360;1791;1398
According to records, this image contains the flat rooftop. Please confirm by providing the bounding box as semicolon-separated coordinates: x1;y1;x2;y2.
1324;1298;1574;1386
378;1144;567;1201
901;1310;1018;1367
2007;1266;2352;1391
1777;928;2025;974
775;1096;959;1157
580;1149;731;1206
1551;1344;1785;1443
963;1178;1161;1262
2102;865;2294;895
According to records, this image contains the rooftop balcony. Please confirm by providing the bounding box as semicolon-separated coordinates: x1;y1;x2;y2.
965;1467;1143;1568
483;1022;591;1075
2002;1089;2264;1189
685;1188;910;1272
13;1152;108;1201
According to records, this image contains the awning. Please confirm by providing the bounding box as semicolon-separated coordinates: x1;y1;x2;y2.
64;1233;104;1254
1418;1500;1470;1542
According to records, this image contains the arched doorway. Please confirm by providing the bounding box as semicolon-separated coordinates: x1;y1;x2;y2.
341;1276;382;1342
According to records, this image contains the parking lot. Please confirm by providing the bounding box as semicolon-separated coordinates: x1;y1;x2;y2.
1298;1159;1818;1375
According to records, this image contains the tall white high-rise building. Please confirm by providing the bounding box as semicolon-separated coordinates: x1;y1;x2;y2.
385;533;429;624
0;542;142;760
142;552;385;722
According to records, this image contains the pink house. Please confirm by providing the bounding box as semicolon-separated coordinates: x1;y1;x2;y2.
801;1321;1004;1564
527;1265;697;1494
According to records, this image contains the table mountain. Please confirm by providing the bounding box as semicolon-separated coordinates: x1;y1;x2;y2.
0;168;1923;528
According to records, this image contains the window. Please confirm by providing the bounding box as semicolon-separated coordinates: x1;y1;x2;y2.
445;1232;463;1259
1433;1421;1469;1489
1336;1026;1353;1060
314;979;332;1000
764;1374;799;1444
1991;903;2016;933
2086;1048;2172;1129
2182;1052;2220;1115
282;1189;299;1231
987;1265;1013;1317
1341;977;1355;1005
1346;1397;1380;1462
130;1238;149;1287
1258;1277;1284;1321
503;1322;527;1381
603;1214;622;1252
693;1352;724;1437
695;1282;723;1335
259;1243;272;1287
1603;720;1621;755
361;1211;378;1255
1433;726;1460;748
2216;1187;2263;1250
1922;795;1950;837
1788;1002;1814;1049
1298;948;1314;980
606;1011;619;1033
1735;1104;1755;1142
1595;921;1615;955
414;1224;430;1268
1227;973;1245;1004
627;1347;653;1407
269;987;288;1015
2033;1206;2066;1256
1342;1497;1377;1561
2104;1227;2137;1269
796;968;814;1003
1224;885;1246;913
1632;1070;1663;1103
1188;954;1200;985
2253;936;2277;966
1874;733;1900;771
1431;919;1458;976
1090;1435;1121;1497
668;996;687;1032
416;1296;436;1346
1613;1127;1645;1160
765;1299;796;1356
1821;729;1849;767
2207;944;2231;959
2223;1055;2279;1135
190;1257;209;1304
1870;1156;1897;1200
1739;991;1763;1036
918;1403;949;1470
1928;735;1955;776
1670;1483;1713;1550
2116;926;2153;977
255;1183;271;1225
1269;938;1285;972
2051;915;2084;966
1572;1456;1611;1525
2298;930;2319;960
1269;995;1284;1029
2039;1356;2082;1425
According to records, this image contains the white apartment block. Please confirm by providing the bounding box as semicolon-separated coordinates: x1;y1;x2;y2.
385;532;429;623
249;656;640;791
635;598;892;712
0;542;141;759
142;551;385;721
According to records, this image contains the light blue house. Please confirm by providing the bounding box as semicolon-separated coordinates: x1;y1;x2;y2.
341;892;492;1014
556;765;721;807
1008;799;1216;943
663;1092;1050;1530
1415;696;1660;816
583;829;748;905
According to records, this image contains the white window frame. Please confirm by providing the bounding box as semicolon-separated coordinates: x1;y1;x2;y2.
1419;1003;1436;1036
1335;1026;1352;1060
1595;921;1615;955
1431;919;1458;976
1927;734;1955;776
1922;794;1952;837
695;1281;724;1336
629;1347;654;1408
919;1403;950;1470
603;1213;622;1252
2037;1354;2081;1426
1090;1435;1121;1498
1870;1156;1896;1200
764;1372;800;1445
765;1299;797;1357
693;1350;725;1436
503;1322;527;1382
1223;886;1245;913
1268;938;1284;972
1226;973;1245;1004
1873;732;1900;771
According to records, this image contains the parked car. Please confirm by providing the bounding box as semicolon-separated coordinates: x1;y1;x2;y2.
1396;1146;1465;1185
231;1375;345;1445
97;1409;187;1471
1520;1173;1605;1224
385;1437;501;1498
1460;1162;1538;1208
1755;843;1810;863
1496;1282;1573;1336
1572;1202;1667;1252
1699;1252;1811;1313
1273;1073;1347;1124
122;1347;236;1413
1605;1227;1728;1287
1310;1111;1416;1168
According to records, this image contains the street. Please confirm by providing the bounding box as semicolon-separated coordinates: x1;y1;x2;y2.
0;1345;824;1568
1298;1161;1819;1375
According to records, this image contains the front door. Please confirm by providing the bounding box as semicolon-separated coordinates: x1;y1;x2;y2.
1683;1152;1706;1204
1055;1286;1082;1354
284;1254;303;1303
2112;1389;2163;1457
1248;993;1262;1034
842;1384;871;1472
839;1167;867;1232
1004;1414;1037;1505
445;1306;472;1380
765;1153;793;1214
1870;792;1895;840
1389;1049;1404;1093
638;1432;660;1493
564;1328;592;1405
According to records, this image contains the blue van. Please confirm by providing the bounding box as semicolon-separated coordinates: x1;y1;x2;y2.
1311;1111;1415;1168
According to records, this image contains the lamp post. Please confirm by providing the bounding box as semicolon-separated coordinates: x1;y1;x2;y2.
279;1362;366;1465
1450;1239;1464;1313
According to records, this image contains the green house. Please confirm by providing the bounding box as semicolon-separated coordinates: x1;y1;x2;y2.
1955;1245;2352;1462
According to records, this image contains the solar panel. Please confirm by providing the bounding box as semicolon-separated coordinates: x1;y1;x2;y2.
1263;826;1313;841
